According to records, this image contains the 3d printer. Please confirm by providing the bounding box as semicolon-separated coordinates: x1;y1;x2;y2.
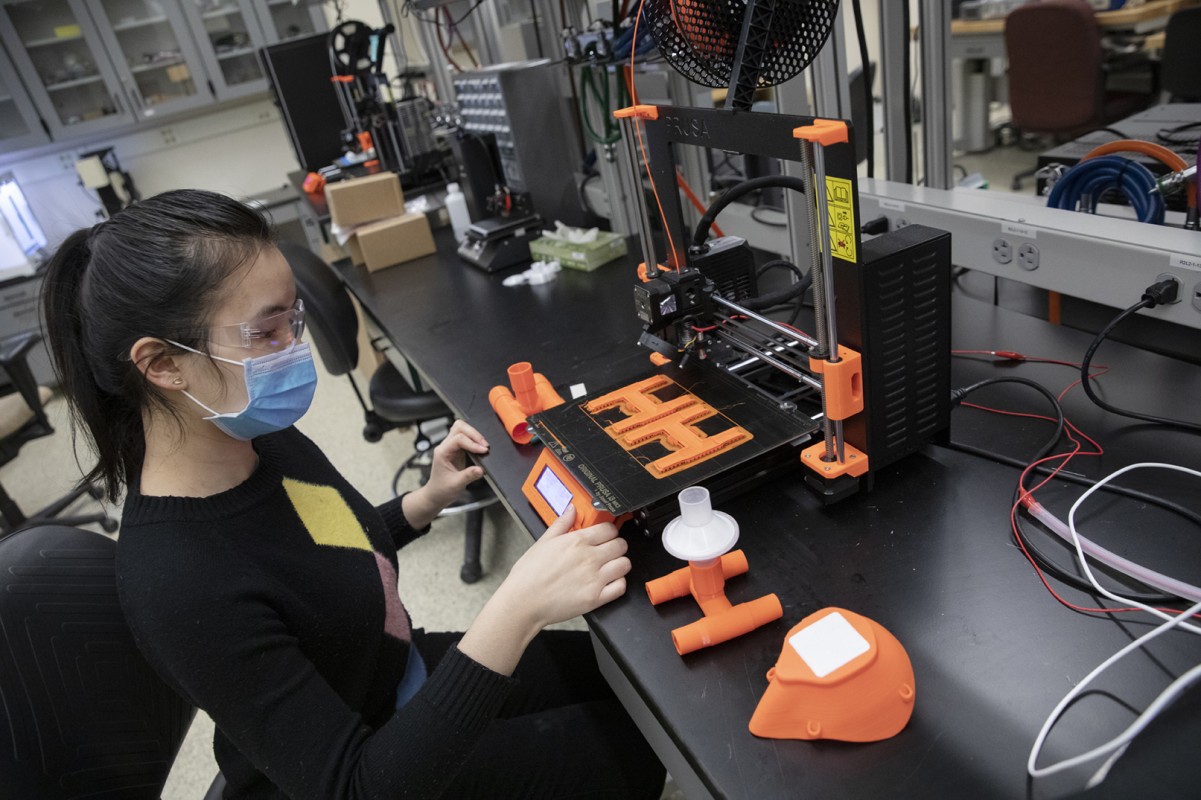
498;0;954;534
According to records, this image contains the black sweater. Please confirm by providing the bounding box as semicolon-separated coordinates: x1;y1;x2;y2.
117;426;514;799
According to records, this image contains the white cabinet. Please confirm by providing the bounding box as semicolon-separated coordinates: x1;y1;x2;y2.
0;44;50;153
0;0;328;147
0;0;139;138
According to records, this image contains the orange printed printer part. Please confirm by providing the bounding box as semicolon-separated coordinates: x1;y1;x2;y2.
749;607;915;742
489;362;565;444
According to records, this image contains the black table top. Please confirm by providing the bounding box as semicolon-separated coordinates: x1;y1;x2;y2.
336;228;1201;799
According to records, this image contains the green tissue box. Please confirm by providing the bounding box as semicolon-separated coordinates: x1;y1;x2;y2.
529;231;628;271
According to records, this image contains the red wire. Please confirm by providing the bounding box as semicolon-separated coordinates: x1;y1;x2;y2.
964;357;1195;619
435;12;463;72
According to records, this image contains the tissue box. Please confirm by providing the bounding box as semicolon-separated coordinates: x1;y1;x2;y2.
324;172;405;228
354;212;436;272
529;231;628;272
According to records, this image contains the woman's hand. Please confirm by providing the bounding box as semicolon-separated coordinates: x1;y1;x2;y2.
458;506;631;676
401;420;490;530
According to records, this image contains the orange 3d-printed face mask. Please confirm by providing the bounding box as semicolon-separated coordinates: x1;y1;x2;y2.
749;607;915;743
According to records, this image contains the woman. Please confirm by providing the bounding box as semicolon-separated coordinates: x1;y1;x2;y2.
42;190;665;799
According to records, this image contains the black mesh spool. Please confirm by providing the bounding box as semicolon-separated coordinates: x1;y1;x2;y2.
645;0;839;89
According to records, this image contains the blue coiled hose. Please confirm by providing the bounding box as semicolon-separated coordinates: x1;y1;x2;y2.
1046;155;1165;225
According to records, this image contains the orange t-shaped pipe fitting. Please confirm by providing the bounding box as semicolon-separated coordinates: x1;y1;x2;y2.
489;362;565;444
646;549;781;656
645;551;749;605
671;595;784;656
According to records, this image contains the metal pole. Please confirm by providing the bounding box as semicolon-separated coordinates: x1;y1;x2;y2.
809;142;844;462
919;0;953;189
809;4;851;120
774;74;813;278
878;0;910;183
415;10;456;105
619;116;658;277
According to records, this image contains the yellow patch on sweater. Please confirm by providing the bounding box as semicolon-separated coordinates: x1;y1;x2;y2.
283;478;371;551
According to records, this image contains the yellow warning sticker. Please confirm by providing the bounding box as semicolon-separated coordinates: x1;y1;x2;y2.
825;176;857;263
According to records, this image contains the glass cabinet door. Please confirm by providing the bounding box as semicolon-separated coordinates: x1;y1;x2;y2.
181;0;269;101
0;0;135;138
86;0;212;119
253;0;327;43
0;44;51;153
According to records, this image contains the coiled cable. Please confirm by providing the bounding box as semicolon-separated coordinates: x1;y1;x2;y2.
1046;155;1164;224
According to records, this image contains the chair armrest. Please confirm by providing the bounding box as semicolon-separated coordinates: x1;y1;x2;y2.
0;331;41;367
0;330;48;426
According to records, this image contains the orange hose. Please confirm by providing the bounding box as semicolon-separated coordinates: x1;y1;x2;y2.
1081;139;1195;210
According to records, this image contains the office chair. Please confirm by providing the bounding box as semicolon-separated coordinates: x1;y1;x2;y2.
1161;8;1201;102
0;524;199;799
279;242;498;583
1005;0;1152;190
0;330;116;534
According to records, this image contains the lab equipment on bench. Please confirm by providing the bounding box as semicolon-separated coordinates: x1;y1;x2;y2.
457;214;543;273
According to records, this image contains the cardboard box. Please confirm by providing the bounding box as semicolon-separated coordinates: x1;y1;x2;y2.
356;212;436;272
324;172;405;229
529;231;628;271
345;235;365;266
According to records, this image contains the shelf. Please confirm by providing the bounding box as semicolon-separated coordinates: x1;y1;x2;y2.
215;46;256;60
45;74;103;91
112;15;169;32
202;6;242;20
23;33;83;48
130;58;185;73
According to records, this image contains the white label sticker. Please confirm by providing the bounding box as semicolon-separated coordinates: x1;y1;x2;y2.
1169;253;1201;271
788;611;871;678
569;383;588;399
880;199;906;211
1002;222;1037;239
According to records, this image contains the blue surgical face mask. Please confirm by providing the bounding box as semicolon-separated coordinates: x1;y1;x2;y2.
167;340;318;441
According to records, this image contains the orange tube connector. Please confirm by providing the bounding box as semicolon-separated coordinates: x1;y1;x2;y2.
489;362;565;444
645;549;782;656
645;551;748;605
672;595;783;656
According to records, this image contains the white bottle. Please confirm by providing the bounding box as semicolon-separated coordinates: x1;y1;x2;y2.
445;182;471;242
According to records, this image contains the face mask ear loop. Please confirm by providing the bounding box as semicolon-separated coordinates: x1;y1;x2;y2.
180;390;225;420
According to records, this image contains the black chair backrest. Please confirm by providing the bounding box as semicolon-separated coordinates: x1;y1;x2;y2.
1162;8;1201;101
278;241;360;377
0;525;194;799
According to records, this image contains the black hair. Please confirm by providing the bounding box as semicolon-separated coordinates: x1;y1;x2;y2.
41;189;275;502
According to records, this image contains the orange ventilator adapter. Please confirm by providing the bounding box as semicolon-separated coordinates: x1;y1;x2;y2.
645;487;782;655
489;362;565;444
749;607;915;742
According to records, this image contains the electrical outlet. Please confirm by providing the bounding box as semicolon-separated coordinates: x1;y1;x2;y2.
59;151;77;171
1155;273;1182;304
1017;243;1039;271
992;238;1012;265
160;126;177;146
1190;281;1201;313
895;216;910;228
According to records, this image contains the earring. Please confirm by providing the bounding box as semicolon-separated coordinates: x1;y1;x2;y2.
172;378;184;386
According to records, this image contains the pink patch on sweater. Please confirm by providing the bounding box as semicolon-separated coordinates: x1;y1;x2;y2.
374;552;411;641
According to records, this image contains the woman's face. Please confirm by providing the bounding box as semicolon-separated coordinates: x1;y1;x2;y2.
181;245;299;414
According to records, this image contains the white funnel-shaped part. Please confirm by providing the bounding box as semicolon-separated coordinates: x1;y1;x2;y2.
661;486;739;562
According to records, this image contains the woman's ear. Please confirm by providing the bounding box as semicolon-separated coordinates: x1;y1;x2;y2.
130;337;186;391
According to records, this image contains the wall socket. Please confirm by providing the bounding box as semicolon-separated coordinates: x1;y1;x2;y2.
1192;281;1201;314
1017;243;1040;270
160;126;177;146
992;238;1012;265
